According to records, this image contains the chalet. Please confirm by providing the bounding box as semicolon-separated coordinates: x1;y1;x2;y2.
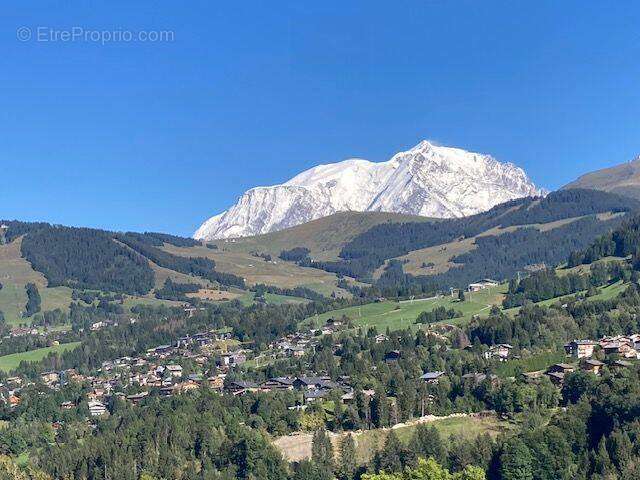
148;344;174;356
88;400;107;417
165;364;183;378
384;350;401;363
341;390;355;404
225;380;258;396
467;279;499;292
521;371;544;383
461;372;498;386
217;351;247;367
304;389;330;403
5;377;23;388
207;376;225;391
293;376;335;391
611;359;634;369
420;371;446;384
581;359;605;375
602;341;638;359
547;363;575;375
126;392;149;405
285;346;305;358
40;371;60;385
176;380;200;393
483;344;513;361
260;377;295;392
564;340;597;359
375;334;389;344
546;371;566;385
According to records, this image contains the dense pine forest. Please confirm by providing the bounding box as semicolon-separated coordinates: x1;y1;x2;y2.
301;190;640;287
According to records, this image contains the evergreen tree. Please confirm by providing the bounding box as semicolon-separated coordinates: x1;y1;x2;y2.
375;430;413;474
312;429;335;480
337;434;357;480
371;392;389;428
411;424;446;464
500;439;534;480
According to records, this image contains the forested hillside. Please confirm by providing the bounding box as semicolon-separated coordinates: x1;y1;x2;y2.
298;190;639;293
1;221;245;296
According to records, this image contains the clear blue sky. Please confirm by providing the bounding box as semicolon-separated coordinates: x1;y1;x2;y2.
2;1;639;236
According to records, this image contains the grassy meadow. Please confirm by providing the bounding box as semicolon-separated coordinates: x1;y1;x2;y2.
0;342;81;372
304;284;507;331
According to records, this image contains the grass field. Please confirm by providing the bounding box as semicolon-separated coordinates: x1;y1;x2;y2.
121;295;183;310
503;280;628;317
273;414;513;464
211;211;434;262
161;243;347;296
363;414;511;457
0;238;75;326
237;292;311;306
304;284;507;331
0;342;81;372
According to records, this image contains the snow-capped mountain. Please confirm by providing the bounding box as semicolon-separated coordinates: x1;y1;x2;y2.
194;140;544;240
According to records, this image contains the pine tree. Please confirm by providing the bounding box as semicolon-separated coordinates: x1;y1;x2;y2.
376;430;409;474
411;424;446;464
458;289;466;302
593;437;614;478
337;434;357;480
500;439;534;480
312;429;335;480
371;392;389;428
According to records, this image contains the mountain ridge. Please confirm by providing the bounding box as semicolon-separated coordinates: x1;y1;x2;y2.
563;155;640;200
195;140;543;240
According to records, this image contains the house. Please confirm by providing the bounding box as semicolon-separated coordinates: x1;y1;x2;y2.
304;389;329;403
564;340;597;359
60;401;75;410
602;341;638;359
611;359;634;369
546;371;566;385
165;364;183;378
260;377;295;392
545;363;575;385
207;376;225;391
375;334;389;344
126;392;149;405
88;400;107;417
547;363;575;374
420;371;446;384
521;371;544;383
40;371;60;385
293;376;334;391
225;380;258;396
467;279;499;292
384;350;401;363
461;372;498;386
176;380;200;393
285;347;305;358
7;395;20;408
581;359;605;375
483;344;513;361
341;390;355;404
217;351;247;367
